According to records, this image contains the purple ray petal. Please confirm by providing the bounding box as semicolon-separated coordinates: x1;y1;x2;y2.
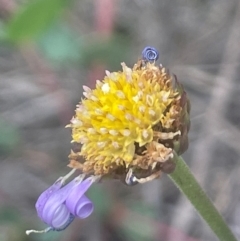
53;214;75;231
35;179;62;219
66;195;94;218
70;177;93;197
41;177;80;226
34;175;95;231
51;204;72;229
65;177;94;218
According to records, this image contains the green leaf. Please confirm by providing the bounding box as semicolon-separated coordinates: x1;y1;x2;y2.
119;210;155;241
88;185;112;217
0;121;19;155
5;0;69;43
0;207;20;223
38;23;81;64
126;200;157;219
80;35;131;71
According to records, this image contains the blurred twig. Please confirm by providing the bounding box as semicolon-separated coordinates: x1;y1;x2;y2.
169;1;240;240
20;45;72;124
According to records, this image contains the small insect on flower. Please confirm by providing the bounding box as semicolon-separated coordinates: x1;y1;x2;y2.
68;46;190;185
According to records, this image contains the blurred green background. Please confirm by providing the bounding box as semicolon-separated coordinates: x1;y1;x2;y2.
0;0;240;241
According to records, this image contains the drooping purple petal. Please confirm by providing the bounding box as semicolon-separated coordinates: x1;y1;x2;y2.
66;195;94;218
69;177;93;198
34;175;96;231
66;177;94;218
53;214;75;231
41;177;80;227
35;179;62;219
51;204;72;229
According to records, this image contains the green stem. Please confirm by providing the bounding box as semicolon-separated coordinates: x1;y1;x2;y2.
168;154;237;241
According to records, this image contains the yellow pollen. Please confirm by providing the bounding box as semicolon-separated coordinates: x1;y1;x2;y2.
100;128;108;134
76;104;84;111
105;70;111;77
132;95;139;103
146;95;154;106
88;128;96;134
149;109;155;116
121;63;132;81
122;129;131;136
142;129;149;139
138;91;143;99
139;106;146;113
97;141;106;148
162;92;170;102
96;80;102;87
116;91;125;99
109;130;118;136
110;72;117;81
95;109;104;115
118;105;125;110
83;85;91;93
125;113;133;121
83;92;90;99
71;118;82;126
80;137;88;143
112;141;119;149
106;114;115;121
90;95;98;101
101;83;110;93
134;118;141;125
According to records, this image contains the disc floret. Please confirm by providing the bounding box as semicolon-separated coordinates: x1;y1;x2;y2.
68;58;189;177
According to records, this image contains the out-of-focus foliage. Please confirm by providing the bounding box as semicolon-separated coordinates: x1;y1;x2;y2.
88;185;112;217
80;35;131;70
0;207;26;241
0;121;19;155
120;201;157;241
38;23;81;65
5;0;70;43
37;24;131;69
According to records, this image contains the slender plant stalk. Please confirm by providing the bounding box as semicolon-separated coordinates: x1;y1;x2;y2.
168;154;237;241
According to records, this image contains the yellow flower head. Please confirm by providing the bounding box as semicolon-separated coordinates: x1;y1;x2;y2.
68;47;190;182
